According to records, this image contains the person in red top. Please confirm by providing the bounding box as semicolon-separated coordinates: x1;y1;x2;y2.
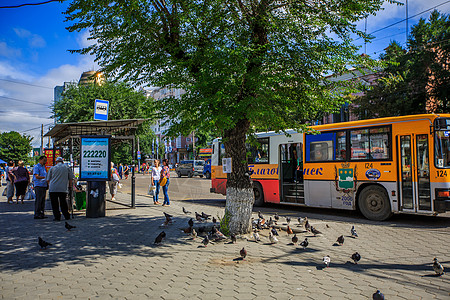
160;159;170;206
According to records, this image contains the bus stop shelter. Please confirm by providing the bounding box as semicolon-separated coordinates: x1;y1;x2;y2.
44;119;147;213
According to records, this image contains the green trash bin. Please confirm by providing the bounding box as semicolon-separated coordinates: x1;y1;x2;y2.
75;191;86;210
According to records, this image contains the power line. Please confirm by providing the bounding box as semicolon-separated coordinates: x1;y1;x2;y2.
0;96;51;107
0;78;53;89
20;123;53;133
356;0;450;41
0;0;60;9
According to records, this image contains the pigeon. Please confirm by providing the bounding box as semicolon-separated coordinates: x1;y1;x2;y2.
299;237;308;249
298;217;306;226
230;233;237;244
202;235;210;247
253;230;260;242
195;212;203;222
65;222;76;231
188;218;194;228
182;226;192;234
311;226;321;236
38;237;52;250
292;234;298;244
258;211;264;219
433;257;444;276
351;252;361;264
274;213;279;222
163;212;173;223
191;228;197;239
201;212;211;220
372;290;385;300
326;224;330;229
154;231;166;244
268;217;275;227
305;219;311;232
269;231;278;244
240;247;247;259
286;226;293;235
212;217;217;224
213;229;227;241
271;227;279;236
182;207;191;214
351;225;358;238
337;235;345;245
285;216;291;225
323;255;331;268
210;225;218;235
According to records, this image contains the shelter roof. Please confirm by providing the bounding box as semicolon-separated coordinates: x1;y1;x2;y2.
44;119;147;145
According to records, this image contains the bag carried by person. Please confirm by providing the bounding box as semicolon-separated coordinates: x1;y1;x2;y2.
159;177;167;187
148;184;155;196
24;186;35;200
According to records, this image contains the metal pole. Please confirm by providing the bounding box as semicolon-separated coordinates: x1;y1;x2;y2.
131;137;136;208
137;135;140;173
40;124;44;155
364;16;367;54
193;131;195;159
70;137;74;219
406;0;408;42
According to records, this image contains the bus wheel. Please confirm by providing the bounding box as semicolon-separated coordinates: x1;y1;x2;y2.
188;172;193;178
358;185;392;221
177;172;182;177
253;183;264;207
205;171;211;179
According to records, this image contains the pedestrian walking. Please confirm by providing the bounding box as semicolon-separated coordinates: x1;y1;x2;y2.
5;161;15;204
33;155;48;219
151;159;161;205
109;162;120;201
46;157;74;221
160;159;170;206
118;163;123;179
12;160;30;204
124;164;129;180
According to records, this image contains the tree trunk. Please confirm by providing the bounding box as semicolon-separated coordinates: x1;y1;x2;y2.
223;118;254;234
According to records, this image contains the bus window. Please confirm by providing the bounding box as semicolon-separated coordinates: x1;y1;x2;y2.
219;143;226;165
335;131;347;160
351;129;370;159
369;127;390;159
247;138;269;164
310;141;333;161
435;130;450;167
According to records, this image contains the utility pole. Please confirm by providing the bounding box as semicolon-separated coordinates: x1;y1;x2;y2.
40;124;44;155
364;15;368;54
192;131;195;160
137;135;141;173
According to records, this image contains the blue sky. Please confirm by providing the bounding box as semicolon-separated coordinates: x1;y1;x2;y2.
0;0;449;148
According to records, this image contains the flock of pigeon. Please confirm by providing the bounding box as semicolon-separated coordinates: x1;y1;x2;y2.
37;207;445;299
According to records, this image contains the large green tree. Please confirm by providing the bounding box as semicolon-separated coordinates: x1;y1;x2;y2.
53;81;154;163
0;131;33;163
66;0;389;234
354;11;450;118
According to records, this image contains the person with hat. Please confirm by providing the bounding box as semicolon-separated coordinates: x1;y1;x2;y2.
46;157;74;221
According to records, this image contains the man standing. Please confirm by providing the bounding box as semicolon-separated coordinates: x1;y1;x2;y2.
33;155;48;219
46;157;74;221
5;161;15;204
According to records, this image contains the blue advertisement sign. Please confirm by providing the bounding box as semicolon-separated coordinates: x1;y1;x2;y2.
94;99;109;121
79;136;111;181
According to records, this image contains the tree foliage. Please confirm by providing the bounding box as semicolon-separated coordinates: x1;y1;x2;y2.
354;11;450;119
53;81;155;163
65;0;391;233
0;131;33;163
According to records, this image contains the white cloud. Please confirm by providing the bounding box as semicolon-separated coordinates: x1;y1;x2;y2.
0;32;99;147
0;42;22;58
13;27;47;48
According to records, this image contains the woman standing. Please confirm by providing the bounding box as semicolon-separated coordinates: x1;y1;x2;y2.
109;162;120;201
160;159;170;207
151;160;161;205
124;164;129;180
12;160;30;204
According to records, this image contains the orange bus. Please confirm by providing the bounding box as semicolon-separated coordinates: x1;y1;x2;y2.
210;114;450;220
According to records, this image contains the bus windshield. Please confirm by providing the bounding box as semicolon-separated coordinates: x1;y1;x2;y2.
435;130;450;168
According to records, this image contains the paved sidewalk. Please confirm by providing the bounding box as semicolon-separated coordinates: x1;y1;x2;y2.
0;186;449;299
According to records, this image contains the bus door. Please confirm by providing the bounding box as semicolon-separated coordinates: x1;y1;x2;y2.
398;134;432;212
279;143;304;204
